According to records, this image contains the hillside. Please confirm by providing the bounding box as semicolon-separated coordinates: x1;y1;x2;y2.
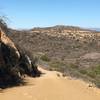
9;25;100;87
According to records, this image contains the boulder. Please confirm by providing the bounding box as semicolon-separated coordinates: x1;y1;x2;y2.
0;28;41;88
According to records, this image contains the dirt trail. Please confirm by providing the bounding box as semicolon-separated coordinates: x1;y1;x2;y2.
0;67;100;100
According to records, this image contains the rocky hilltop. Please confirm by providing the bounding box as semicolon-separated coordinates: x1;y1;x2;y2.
31;25;99;38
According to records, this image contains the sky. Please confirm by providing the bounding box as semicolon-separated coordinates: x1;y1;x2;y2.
0;0;100;29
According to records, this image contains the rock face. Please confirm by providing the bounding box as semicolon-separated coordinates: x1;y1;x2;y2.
0;28;20;66
0;28;41;88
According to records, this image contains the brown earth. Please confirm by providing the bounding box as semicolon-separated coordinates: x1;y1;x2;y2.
0;67;100;100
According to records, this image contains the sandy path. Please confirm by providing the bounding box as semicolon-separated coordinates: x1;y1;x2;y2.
0;67;100;100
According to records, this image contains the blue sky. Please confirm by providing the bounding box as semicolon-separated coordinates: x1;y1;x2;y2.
0;0;100;29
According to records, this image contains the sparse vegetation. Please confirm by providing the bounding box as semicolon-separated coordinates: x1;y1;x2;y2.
9;25;100;88
40;54;50;62
45;59;100;88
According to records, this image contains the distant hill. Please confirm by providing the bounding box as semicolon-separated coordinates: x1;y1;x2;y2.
89;28;100;32
9;25;100;62
30;25;96;32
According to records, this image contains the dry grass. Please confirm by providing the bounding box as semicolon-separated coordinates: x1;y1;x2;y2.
8;26;100;88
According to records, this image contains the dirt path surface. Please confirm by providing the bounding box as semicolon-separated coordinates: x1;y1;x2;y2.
0;67;100;100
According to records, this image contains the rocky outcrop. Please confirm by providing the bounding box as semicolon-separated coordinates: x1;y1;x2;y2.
0;28;41;88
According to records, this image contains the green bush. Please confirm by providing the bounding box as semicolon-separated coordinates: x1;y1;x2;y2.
86;70;96;78
40;54;50;62
85;65;100;78
79;69;87;74
49;61;66;72
69;63;79;69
